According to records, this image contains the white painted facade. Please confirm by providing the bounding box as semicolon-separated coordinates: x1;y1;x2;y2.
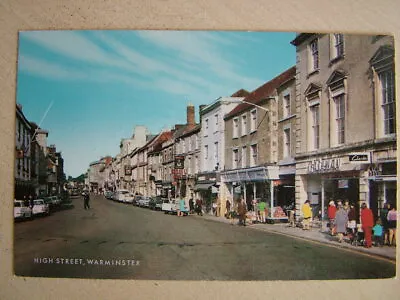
200;97;243;173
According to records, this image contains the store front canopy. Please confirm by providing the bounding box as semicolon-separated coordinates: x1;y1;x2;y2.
194;183;214;191
221;166;280;183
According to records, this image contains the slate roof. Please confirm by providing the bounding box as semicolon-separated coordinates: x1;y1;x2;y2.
230;89;250;97
224;66;296;120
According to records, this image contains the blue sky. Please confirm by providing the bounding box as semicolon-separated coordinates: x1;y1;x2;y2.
16;30;296;177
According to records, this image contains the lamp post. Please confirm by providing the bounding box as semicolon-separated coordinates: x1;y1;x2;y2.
220;97;274;112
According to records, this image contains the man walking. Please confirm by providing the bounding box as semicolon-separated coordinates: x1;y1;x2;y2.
84;192;90;210
258;200;266;223
189;198;194;214
361;203;374;248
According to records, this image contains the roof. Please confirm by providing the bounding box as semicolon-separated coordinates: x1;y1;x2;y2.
180;124;201;138
224;66;296;120
230;89;250;97
148;131;173;154
290;33;317;46
173;123;197;140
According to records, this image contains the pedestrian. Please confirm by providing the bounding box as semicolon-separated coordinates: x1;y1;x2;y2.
84;192;90;210
189;198;194;214
195;199;203;216
212;202;217;216
360;203;374;248
237;198;247;226
28;194;34;210
343;200;350;214
301;200;312;230
372;219;384;247
258;200;266;223
380;203;390;245
327;200;337;235
347;203;357;235
225;199;231;218
334;203;348;243
178;198;185;217
387;206;397;246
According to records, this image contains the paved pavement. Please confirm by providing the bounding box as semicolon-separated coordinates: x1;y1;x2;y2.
195;213;397;261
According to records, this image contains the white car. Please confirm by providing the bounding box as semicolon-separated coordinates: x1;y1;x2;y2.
32;199;50;216
114;190;130;202
124;193;135;204
161;199;177;214
14;200;32;220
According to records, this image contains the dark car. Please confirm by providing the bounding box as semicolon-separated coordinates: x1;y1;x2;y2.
104;191;114;200
149;196;164;210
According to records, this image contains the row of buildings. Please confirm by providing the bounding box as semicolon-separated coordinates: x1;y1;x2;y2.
87;33;396;221
15;104;65;199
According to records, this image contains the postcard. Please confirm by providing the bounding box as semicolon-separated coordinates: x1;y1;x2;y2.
13;30;396;281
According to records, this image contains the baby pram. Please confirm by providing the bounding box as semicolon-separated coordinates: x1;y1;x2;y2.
347;224;364;246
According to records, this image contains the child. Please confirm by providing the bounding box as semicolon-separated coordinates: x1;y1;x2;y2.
372;219;384;247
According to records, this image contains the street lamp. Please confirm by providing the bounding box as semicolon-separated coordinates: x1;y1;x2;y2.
220;97;274;112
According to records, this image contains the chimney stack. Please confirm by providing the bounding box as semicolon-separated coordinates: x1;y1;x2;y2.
199;104;207;122
187;103;195;126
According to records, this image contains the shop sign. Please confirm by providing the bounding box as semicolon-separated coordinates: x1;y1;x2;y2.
124;165;132;176
338;179;349;188
174;155;184;169
348;152;370;164
308;158;340;173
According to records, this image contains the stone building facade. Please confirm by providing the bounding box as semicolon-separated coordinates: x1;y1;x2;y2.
221;67;295;217
291;33;396;220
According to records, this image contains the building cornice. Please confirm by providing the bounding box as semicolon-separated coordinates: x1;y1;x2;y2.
295;136;396;160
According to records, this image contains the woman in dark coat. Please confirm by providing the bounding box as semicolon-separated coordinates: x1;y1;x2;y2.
335;204;348;243
237;198;247;226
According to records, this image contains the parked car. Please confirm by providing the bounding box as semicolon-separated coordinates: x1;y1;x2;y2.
124;193;135;204
43;197;55;209
71;189;79;197
32;199;50;216
114;190;131;202
14;200;32;220
149;197;164;210
161;199;177;214
104;191;114;200
162;198;188;215
133;195;142;206
51;196;62;206
137;196;151;208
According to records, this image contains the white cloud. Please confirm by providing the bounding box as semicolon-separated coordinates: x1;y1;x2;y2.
19;30;263;102
18;55;88;80
21;31;111;64
136;30;262;90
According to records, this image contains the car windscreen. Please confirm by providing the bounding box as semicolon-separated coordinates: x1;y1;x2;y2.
14;202;22;207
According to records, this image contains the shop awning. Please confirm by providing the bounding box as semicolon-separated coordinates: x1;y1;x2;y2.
194;183;214;191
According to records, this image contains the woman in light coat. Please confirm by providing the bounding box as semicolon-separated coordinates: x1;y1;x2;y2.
334;204;349;243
